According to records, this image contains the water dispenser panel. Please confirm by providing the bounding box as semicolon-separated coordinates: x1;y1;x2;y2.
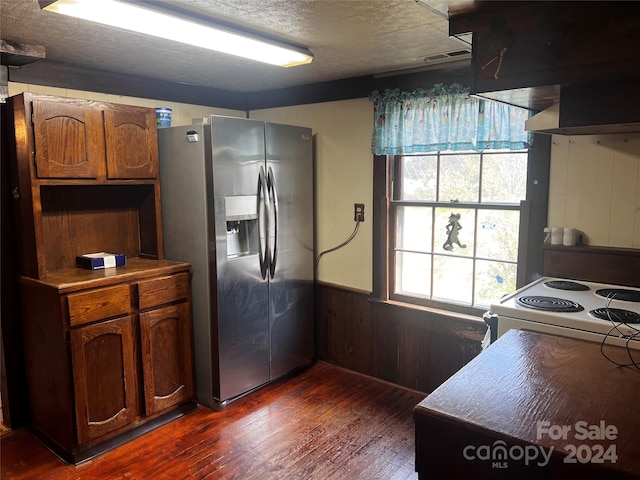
225;196;258;258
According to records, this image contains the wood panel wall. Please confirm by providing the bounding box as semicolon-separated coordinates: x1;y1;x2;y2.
542;245;640;288
315;282;486;394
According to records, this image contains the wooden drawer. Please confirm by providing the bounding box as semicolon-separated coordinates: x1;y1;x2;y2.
68;284;131;327
138;272;189;310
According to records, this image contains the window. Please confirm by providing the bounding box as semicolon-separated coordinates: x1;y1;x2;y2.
390;150;528;314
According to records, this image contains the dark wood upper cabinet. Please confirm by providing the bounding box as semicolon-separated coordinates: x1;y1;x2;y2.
449;1;640;112
104;107;158;179
31;96;158;180
32;99;104;179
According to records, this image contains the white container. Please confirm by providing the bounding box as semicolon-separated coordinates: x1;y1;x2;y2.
550;227;563;245
563;227;576;246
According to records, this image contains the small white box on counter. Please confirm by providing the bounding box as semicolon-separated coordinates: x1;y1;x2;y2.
76;252;127;270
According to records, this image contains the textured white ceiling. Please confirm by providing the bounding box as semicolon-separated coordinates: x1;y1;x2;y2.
1;0;471;93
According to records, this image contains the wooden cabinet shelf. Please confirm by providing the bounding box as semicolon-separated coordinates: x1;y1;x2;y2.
4;92;195;464
21;258;189;293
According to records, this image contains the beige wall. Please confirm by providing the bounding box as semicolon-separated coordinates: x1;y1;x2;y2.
251;99;374;292
547;133;640;248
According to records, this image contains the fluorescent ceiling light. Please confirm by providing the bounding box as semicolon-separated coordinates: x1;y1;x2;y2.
40;0;314;67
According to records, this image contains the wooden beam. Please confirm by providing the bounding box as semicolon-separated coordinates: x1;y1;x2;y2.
246;61;472;110
8;61;248;111
8;58;472;111
0;39;46;66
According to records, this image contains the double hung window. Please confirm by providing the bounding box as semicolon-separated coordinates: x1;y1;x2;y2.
391;150;528;313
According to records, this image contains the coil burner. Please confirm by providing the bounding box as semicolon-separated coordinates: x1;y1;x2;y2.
544;280;590;291
596;289;640;303
589;308;640;324
516;296;584;312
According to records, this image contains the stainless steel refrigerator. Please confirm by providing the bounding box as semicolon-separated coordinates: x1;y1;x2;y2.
158;115;314;409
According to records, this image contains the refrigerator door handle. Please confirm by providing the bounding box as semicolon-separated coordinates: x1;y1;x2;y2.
257;166;269;280
267;166;279;279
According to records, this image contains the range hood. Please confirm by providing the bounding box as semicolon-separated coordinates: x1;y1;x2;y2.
525;80;640;136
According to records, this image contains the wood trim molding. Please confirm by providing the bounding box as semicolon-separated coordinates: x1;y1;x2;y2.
314;280;371;296
523;133;551;285
9;61;248;111
8;60;471;111
371;155;389;300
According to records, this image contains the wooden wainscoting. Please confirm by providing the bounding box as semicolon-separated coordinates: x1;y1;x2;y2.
315;282;486;394
542;244;640;287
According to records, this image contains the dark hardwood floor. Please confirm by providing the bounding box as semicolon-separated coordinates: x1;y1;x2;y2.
1;361;425;479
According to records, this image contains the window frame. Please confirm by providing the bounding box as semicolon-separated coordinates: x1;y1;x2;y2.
371;135;551;316
389;151;526;316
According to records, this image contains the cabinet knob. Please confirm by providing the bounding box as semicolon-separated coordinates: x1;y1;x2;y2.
12;187;20;200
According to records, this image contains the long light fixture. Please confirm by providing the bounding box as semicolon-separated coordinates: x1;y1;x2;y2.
39;0;314;67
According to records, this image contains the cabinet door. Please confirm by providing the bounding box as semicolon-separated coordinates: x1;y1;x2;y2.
104;106;158;179
71;316;138;444
32;99;105;178
139;302;194;415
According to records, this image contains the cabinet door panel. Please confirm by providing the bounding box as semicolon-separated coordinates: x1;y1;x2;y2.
71;316;138;444
104;107;158;179
32;100;104;178
140;303;193;415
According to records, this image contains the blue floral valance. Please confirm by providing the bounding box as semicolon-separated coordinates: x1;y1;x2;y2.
369;84;531;155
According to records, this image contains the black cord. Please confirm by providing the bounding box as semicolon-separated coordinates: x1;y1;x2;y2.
599;294;640;371
600;326;640;370
314;220;361;269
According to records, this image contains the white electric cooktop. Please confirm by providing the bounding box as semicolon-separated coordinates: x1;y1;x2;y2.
490;277;640;337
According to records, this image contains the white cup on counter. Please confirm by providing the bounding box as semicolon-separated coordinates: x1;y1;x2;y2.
550;226;563;245
563;227;576;246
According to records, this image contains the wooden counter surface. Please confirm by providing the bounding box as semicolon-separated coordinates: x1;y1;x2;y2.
414;329;640;479
19;258;191;294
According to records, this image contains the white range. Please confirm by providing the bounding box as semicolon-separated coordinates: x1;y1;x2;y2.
487;277;640;353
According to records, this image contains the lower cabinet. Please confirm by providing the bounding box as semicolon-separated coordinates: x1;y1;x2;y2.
140;302;193;415
20;261;196;464
71;316;138;444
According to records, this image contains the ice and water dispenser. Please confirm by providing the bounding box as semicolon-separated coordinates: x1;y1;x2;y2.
224;195;259;258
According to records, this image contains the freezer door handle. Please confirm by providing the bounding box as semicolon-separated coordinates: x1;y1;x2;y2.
267;166;279;279
257;166;269;280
